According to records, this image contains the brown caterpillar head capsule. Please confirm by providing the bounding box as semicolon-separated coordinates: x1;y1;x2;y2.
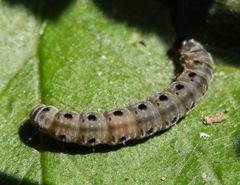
180;39;204;61
181;39;204;53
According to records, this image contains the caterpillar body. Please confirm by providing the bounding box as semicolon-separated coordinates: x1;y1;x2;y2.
30;39;214;146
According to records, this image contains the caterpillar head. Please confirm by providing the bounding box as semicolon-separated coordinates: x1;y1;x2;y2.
180;39;204;54
180;39;205;62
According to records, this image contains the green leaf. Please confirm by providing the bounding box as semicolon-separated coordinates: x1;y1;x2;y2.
1;0;240;184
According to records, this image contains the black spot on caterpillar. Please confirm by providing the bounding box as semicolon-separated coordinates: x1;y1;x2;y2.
29;39;214;146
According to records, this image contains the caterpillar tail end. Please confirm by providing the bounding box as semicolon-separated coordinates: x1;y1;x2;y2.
29;104;46;125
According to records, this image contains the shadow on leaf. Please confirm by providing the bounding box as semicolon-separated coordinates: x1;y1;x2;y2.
3;0;240;66
2;0;76;21
93;0;175;45
19;120;170;155
0;171;38;185
91;0;185;76
93;0;240;67
162;0;240;67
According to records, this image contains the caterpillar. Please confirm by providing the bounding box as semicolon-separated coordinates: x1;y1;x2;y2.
29;39;214;146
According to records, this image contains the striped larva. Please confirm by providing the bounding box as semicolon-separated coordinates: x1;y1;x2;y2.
29;39;214;146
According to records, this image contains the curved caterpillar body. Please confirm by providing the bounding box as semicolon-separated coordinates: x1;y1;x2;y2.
30;39;214;146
